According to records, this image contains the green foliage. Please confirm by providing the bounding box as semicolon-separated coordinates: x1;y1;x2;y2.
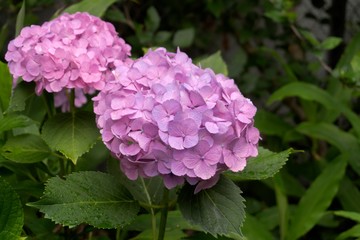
338;177;360;212
0;0;359;239
287;155;347;240
254;110;294;137
197;51;229;75
0;177;24;238
145;7;160;33
28;171;140;228
336;225;360;240
296;122;360;175
334;32;360;86
173;28;195;48
334;211;360;222
319;37;342;50
226;147;294;180
0;61;12;112
15;1;25;37
7;81;36;113
63;0;118;17
178;176;245;238
41;111;99;164
0;115;34;133
242;214;274;240
1;134;51;163
268;81;335;109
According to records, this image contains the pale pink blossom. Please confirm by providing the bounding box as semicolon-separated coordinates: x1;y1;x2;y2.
6;12;131;111
93;48;260;192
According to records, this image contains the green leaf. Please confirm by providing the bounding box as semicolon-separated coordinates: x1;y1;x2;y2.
242;214;275;240
12;180;44;198
223;44;247;77
24;208;60;240
107;157;176;206
172;28;195;48
132;229;186;240
334;32;360;85
128;211;194;240
0;177;24;237
268;82;335;109
106;8;127;23
256;207;279;231
335;224;360;240
254;110;293;137
338;176;360;212
334;211;360;222
226;147;294;180
260;47;298;82
296;122;360;175
75;140;109;171
1;134;51;163
287;155;347;240
317;211;339;228
300;30;320;46
0;24;9;52
197;51;229;75
154;31;172;44
27;171;140;228
273;173;289;240
178;176;245;238
41;111;99;164
128;210;198;232
0;61;12;112
15;1;25;37
296;122;356;152
0;161;35;179
63;0;118;17
268;81;360;138
319;37;342;50
0;115;34;133
145;6;160;32
7;82;35;113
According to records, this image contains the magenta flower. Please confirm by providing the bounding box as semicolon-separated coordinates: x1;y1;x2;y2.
5;12;131;111
93;48;260;192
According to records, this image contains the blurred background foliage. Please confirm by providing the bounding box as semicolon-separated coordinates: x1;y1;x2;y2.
1;0;360;239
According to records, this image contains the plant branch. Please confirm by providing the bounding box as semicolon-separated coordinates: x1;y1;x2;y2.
157;187;169;240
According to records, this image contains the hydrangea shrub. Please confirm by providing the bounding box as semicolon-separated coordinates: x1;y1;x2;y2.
93;48;260;192
5;12;131;111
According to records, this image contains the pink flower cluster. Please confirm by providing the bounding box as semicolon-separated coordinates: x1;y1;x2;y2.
5;12;131;110
93;48;260;191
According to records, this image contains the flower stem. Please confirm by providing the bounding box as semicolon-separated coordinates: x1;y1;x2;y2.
69;89;76;116
157;187;169;240
140;177;157;239
116;227;128;240
59;158;66;177
41;94;53;118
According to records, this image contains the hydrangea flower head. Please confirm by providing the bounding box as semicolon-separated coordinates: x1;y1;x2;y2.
5;12;131;110
93;48;260;192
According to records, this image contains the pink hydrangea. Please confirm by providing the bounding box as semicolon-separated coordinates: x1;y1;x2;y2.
93;48;260;192
5;12;131;111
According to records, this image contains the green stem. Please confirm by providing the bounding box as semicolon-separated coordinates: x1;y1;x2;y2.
59;158;66;177
66;159;75;174
65;89;76;116
116;227;128;240
273;174;288;240
140;177;157;239
41;94;53;118
116;228;121;240
157;187;169;240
